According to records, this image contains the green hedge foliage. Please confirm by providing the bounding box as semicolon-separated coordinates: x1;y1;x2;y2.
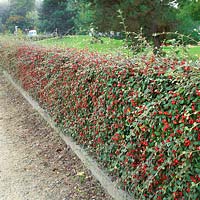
0;42;200;199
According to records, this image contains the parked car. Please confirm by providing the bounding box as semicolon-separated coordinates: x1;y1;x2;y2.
28;30;37;37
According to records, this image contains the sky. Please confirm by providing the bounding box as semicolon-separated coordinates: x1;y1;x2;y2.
0;0;42;7
0;0;8;6
0;0;8;3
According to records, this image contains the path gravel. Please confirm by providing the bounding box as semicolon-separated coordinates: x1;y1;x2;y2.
0;71;113;200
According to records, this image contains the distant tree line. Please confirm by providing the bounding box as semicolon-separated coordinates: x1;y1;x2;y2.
0;0;200;44
0;0;36;33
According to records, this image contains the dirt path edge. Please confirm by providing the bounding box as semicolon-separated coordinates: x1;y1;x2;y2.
3;70;132;200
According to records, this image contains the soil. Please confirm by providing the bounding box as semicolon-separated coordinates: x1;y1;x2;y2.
0;71;113;200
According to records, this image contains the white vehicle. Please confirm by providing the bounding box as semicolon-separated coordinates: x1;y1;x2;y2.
28;30;37;37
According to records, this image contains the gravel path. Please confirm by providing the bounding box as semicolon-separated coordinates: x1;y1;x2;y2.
0;71;113;200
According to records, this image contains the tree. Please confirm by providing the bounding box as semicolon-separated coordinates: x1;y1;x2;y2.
2;0;36;32
0;1;9;32
5;15;26;31
72;0;95;34
26;11;39;30
38;0;76;35
176;0;200;43
9;0;35;16
86;0;179;49
189;0;200;21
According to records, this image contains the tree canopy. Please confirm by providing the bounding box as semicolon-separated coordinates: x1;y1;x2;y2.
38;0;76;35
0;0;199;44
0;0;36;32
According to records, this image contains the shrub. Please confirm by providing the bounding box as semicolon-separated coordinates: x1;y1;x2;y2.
0;41;200;199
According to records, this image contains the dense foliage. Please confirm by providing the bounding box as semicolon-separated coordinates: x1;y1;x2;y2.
1;0;36;32
0;42;199;199
0;0;200;44
38;0;76;35
176;0;200;42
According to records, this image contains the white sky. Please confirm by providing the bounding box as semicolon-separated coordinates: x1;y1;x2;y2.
0;0;8;5
0;0;42;5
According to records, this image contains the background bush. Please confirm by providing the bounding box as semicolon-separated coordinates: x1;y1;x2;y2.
0;42;199;199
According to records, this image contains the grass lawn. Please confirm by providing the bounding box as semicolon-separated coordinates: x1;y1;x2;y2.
162;45;200;59
36;35;130;55
1;34;199;59
187;45;200;57
37;35;200;59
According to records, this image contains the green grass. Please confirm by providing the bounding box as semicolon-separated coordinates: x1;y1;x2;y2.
37;35;129;55
162;45;200;59
37;35;200;59
1;34;199;59
187;45;200;57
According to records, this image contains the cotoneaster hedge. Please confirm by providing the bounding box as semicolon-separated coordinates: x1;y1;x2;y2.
0;42;200;200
